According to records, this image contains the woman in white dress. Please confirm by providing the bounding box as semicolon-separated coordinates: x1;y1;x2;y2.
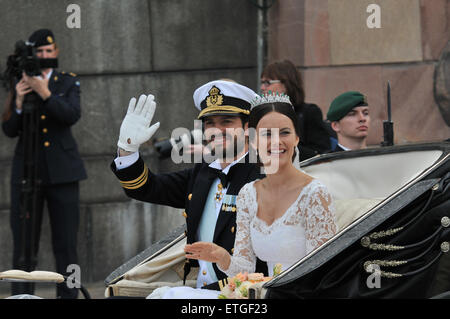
149;93;337;298
184;93;338;279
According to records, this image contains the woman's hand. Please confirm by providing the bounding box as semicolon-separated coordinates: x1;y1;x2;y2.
185;242;231;271
22;72;51;101
15;78;32;110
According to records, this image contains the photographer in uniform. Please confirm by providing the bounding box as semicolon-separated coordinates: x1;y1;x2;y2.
1;29;86;299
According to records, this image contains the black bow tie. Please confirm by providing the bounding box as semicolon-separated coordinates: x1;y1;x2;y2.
208;167;229;187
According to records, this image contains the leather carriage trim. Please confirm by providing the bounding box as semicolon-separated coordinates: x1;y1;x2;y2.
361;223;443;251
267;178;442;288
362;247;443;279
120;165;149;189
360;181;444;252
401;226;443;250
362;228;447;279
401;250;444;277
106;226;186;285
399;187;435;230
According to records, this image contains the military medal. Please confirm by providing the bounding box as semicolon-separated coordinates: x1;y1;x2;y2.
215;183;223;202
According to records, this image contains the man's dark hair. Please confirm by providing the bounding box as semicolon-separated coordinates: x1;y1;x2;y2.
201;113;249;129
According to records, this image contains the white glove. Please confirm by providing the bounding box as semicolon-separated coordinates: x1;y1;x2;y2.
117;94;160;152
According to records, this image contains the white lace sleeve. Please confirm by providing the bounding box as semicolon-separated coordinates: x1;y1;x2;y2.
304;182;338;254
218;183;257;277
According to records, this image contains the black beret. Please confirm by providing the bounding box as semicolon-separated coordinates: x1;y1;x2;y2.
327;91;368;122
28;29;55;47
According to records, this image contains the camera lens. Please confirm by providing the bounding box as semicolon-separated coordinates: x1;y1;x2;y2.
23;58;41;76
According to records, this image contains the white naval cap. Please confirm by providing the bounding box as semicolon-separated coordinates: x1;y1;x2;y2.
193;80;258;119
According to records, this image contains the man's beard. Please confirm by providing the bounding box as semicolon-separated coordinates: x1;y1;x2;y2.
209;134;246;161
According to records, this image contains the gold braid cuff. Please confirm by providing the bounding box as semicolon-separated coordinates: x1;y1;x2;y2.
120;164;149;189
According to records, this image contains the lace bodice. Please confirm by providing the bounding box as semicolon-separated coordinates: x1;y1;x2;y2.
219;179;338;277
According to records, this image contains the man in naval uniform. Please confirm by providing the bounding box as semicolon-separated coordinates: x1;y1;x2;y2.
111;80;267;289
2;29;86;298
326;91;371;152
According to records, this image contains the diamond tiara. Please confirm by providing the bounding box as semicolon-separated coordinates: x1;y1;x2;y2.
250;92;292;110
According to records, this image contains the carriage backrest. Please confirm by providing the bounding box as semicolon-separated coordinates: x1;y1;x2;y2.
303;149;443;230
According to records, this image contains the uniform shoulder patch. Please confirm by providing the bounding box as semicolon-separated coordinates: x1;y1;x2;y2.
59;71;80;86
60;71;78;77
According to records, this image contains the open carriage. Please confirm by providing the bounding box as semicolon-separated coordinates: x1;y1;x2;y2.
104;141;450;299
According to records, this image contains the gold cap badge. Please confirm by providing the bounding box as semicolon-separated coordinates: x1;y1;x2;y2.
206;86;224;108
47;36;54;44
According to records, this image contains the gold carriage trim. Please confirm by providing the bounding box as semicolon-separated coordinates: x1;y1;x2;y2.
367;227;404;240
361;227;405;250
367;242;405;251
198;105;250;119
361;235;405;251
363;261;406;278
364;267;403;279
364;260;408;268
120;164;149;189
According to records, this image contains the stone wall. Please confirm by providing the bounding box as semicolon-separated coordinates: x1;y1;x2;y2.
0;0;258;290
267;0;450;145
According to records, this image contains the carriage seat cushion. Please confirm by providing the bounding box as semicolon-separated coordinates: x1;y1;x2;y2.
124;238;192;283
334;198;383;231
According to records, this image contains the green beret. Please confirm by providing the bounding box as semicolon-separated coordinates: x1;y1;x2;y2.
327;91;368;122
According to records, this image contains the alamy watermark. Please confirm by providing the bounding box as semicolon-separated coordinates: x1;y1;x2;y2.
366;4;381;29
66;264;81;289
66;4;81;29
65;4;380;30
365;263;381;289
169;121;282;174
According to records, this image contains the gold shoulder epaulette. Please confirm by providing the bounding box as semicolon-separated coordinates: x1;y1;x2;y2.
61;71;77;77
120;164;149;189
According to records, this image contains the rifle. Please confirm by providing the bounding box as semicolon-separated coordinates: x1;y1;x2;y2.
381;81;394;146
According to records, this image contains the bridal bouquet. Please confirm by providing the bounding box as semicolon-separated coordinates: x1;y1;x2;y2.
218;264;282;299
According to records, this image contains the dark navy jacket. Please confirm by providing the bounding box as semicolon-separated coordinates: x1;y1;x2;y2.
2;70;87;185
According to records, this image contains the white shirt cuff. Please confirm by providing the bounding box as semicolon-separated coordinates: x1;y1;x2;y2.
114;150;139;170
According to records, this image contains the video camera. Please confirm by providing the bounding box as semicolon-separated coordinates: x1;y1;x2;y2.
154;129;203;159
3;40;58;84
